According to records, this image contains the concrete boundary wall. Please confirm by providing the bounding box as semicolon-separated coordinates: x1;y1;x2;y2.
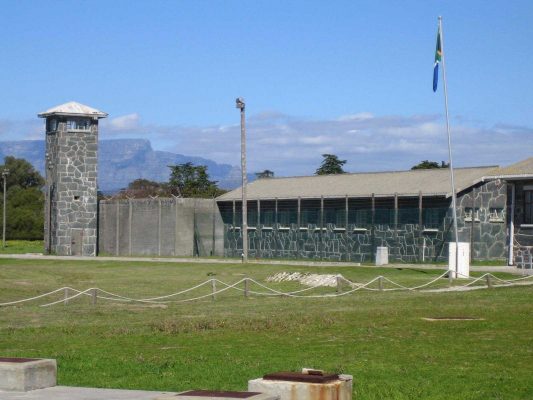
98;198;224;257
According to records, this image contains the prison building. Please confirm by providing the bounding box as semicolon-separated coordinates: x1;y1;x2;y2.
216;158;533;265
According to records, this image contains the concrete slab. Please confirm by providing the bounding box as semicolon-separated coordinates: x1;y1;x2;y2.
0;358;56;392
0;386;177;400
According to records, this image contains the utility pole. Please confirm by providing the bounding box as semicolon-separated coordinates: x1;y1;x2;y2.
236;98;248;263
2;169;9;248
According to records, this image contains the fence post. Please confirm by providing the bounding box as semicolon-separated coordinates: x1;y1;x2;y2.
336;275;342;293
64;288;69;305
486;274;492;288
378;276;384;291
244;278;249;298
91;288;97;305
115;200;120;256
128;198;132;256
211;279;216;300
158;198;162;257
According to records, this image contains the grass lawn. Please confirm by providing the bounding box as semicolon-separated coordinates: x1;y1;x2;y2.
0;240;43;254
0;259;531;399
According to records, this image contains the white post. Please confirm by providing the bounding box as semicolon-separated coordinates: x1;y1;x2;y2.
439;16;460;279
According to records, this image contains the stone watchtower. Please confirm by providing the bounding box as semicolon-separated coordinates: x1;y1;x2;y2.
38;102;107;256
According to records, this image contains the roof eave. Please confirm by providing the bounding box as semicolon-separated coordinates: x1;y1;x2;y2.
38;111;108;119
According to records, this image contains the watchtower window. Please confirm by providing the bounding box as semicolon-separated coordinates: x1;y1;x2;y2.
47;119;57;131
66;118;91;131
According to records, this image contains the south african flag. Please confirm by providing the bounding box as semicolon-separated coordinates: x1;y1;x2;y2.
433;27;442;92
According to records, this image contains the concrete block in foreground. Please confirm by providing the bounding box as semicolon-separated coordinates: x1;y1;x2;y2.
157;390;279;400
0;357;56;392
248;373;353;400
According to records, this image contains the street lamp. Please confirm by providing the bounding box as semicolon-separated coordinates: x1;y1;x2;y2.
235;97;248;263
2;169;9;248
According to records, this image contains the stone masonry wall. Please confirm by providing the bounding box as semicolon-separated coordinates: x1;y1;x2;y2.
46;119;98;256
222;180;509;262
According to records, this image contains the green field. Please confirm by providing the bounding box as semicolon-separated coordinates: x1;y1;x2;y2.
0;258;531;399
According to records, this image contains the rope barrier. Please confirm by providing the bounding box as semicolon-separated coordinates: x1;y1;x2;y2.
1;272;532;308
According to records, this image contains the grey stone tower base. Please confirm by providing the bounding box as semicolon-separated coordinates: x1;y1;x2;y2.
39;102;108;256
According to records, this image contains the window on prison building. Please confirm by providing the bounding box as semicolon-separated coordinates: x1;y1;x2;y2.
324;199;346;227
464;207;480;222
247;201;258;227
301;199;320;226
348;198;372;228
259;200;275;227
374;198;394;225
489;207;504;223
277;200;297;227
525;189;533;224
398;197;419;225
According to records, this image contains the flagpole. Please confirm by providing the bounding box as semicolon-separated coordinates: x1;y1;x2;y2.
439;16;460;279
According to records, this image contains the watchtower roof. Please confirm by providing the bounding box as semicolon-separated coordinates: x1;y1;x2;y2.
38;101;108;119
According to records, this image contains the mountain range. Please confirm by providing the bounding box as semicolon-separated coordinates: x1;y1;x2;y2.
0;139;246;192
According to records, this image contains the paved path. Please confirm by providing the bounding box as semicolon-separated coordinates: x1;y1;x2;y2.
0;254;529;274
0;386;177;400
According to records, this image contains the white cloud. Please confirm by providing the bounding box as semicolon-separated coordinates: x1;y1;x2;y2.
1;110;531;178
108;113;140;130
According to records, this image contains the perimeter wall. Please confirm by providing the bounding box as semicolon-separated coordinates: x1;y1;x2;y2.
98;198;224;257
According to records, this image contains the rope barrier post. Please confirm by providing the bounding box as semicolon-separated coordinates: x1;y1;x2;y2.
91;288;97;305
336;275;342;293
448;271;453;287
486;274;492;289
64;288;69;305
244;278;249;298
211;279;216;300
378;276;384;292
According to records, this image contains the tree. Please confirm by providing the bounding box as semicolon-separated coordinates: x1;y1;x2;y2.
117;178;169;198
0;157;45;240
168;162;225;198
411;160;449;170
315;154;347;175
255;170;274;179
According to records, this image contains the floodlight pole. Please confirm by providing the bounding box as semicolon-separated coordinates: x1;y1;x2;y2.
236;98;248;263
2;169;9;248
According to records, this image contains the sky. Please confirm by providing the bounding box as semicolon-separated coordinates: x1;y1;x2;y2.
0;0;532;176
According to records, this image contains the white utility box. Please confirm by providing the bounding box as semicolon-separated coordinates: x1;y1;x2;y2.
375;246;388;266
448;242;470;278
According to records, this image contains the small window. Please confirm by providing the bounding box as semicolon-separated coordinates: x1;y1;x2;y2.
464;207;480;222
74;196;80;201
47;119;57;131
525;190;533;224
67;118;91;131
489;207;504;222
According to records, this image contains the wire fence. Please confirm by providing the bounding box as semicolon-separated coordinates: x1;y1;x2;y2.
2;273;532;308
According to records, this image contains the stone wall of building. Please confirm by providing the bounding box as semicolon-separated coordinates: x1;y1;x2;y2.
455;180;508;260
510;181;533;269
45;119;98;256
224;222;449;262
222;180;509;262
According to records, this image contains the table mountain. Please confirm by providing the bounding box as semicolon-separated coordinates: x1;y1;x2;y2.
0;139;244;193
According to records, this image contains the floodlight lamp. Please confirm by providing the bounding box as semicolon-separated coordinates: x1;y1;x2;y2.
235;97;245;110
